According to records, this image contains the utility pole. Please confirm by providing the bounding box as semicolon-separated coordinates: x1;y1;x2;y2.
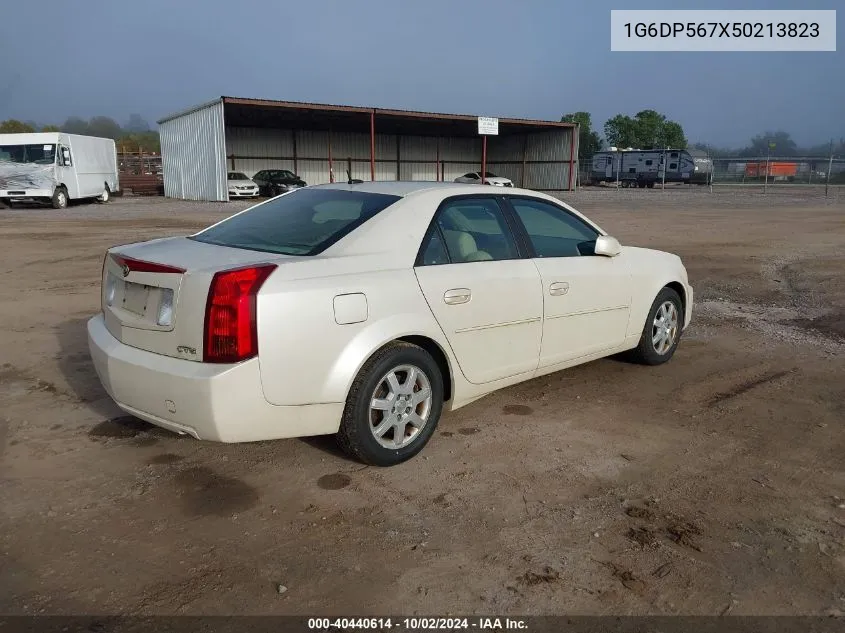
826;139;834;198
707;149;714;193
764;142;772;193
615;149;620;189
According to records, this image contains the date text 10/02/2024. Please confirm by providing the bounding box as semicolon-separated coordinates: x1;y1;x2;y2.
307;617;528;630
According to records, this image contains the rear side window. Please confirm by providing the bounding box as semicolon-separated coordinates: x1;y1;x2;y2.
418;197;519;264
191;188;401;255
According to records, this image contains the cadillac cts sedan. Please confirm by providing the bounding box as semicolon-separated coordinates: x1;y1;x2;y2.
88;182;693;466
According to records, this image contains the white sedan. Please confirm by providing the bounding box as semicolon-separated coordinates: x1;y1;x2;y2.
88;182;693;466
454;171;513;187
226;172;260;198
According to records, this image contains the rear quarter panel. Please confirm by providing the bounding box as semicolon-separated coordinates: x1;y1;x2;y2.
256;266;453;407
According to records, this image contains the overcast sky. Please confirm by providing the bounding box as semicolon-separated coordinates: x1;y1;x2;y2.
0;0;841;147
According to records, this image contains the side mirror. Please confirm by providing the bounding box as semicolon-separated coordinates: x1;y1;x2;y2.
594;235;622;257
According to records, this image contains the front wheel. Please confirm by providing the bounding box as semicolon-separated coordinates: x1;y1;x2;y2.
337;342;444;466
629;287;683;365
51;187;68;209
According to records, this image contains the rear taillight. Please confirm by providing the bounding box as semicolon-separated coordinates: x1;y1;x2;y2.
203;264;276;363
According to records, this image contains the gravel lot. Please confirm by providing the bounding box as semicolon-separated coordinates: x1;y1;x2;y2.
1;188;844;616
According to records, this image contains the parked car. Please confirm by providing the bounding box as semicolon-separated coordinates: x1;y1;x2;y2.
227;172;259;199
0;132;118;209
252;169;306;196
454;171;513;187
88;182;693;466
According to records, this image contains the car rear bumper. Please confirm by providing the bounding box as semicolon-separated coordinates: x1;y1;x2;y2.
87;314;343;442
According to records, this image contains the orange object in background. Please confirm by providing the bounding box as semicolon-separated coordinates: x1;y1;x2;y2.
745;161;798;177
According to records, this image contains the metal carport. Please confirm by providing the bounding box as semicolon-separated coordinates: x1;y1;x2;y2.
158;96;577;202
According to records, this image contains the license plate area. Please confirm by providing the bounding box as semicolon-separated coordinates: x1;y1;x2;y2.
122;281;150;316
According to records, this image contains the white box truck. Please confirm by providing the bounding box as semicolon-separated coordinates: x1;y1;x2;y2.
0;132;119;209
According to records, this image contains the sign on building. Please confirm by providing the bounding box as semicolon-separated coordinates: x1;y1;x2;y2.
477;116;499;136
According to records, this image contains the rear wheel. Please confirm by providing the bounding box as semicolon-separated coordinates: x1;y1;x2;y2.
337;342;444;466
629;287;683;365
51;186;68;209
97;185;110;204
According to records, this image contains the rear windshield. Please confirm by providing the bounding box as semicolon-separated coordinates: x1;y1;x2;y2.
190;188;401;256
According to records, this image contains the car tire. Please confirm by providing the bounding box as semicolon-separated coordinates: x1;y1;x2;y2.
629;287;684;366
51;186;68;210
96;185;110;204
336;341;444;466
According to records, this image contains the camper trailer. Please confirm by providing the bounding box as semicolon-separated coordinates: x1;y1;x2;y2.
589;148;700;188
0;133;119;209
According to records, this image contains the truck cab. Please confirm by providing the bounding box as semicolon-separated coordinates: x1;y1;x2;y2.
0;132;119;209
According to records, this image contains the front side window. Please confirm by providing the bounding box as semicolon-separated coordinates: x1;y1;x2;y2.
508;197;599;258
463;173;479;180
191;188;401;255
419;197;519;264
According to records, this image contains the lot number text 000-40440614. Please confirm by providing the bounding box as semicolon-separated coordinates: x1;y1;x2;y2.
610;10;836;51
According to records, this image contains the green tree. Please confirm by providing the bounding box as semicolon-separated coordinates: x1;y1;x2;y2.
0;119;36;133
87;116;123;140
117;131;161;153
604;114;637;148
604;111;688;149
741;131;797;157
561;111;602;159
124;114;150;133
61;117;89;135
41;124;61;132
660;120;687;149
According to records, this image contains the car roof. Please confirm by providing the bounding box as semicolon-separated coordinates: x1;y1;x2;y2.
311;181;491;196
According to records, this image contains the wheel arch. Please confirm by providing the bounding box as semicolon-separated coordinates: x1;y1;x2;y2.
339;333;455;406
664;281;686;317
626;276;690;339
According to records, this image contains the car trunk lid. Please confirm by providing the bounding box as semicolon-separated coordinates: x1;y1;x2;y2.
101;236;291;361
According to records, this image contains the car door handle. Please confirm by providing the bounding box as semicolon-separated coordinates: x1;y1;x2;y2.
549;282;569;296
443;288;471;305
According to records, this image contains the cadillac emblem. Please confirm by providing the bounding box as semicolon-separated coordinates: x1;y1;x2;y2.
122;264;130;278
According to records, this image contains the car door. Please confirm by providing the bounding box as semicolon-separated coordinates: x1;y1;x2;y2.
504;196;633;368
252;171;266;193
414;196;543;385
56;143;80;199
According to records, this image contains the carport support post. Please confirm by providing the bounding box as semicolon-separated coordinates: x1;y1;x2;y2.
292;130;298;176
436;137;441;181
370;111;376;181
396;135;401;181
568;124;577;191
328;128;334;183
481;135;487;185
521;136;528;188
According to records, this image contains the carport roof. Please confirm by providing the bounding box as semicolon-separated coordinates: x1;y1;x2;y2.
158;96;574;137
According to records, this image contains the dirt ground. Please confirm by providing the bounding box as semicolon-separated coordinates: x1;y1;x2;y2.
1;188;844;617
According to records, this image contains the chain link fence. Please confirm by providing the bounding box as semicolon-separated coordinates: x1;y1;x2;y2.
577;150;845;196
